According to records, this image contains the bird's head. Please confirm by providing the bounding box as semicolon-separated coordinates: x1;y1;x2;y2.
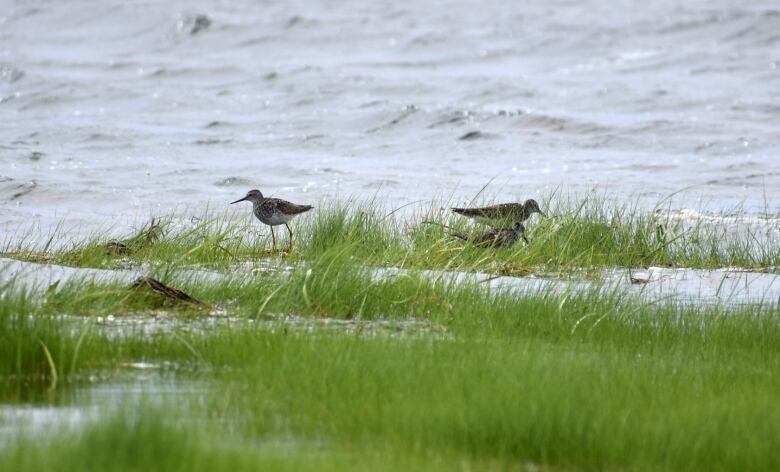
524;199;546;217
231;189;264;204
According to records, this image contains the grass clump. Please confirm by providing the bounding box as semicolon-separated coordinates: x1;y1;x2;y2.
2;193;780;471
3;194;779;275
1;407;527;472
204;331;780;471
1;264;780;470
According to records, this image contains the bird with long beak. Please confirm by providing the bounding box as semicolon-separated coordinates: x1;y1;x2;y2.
451;199;546;226
230;189;313;252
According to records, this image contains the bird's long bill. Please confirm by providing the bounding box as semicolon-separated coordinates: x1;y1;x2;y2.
539;210;548;218
230;196;248;204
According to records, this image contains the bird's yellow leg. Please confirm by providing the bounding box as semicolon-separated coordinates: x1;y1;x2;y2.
285;223;293;253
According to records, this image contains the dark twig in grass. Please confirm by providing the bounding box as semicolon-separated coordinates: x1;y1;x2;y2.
142;217;164;244
131;276;208;307
215;245;236;259
478;274;504;284
383;199;427;219
470;174;498;203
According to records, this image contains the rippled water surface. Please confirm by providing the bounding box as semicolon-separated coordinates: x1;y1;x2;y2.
2;0;779;236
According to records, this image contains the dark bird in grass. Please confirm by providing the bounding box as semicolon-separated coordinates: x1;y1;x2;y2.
451;199;545;226
231;189;313;252
452;222;528;248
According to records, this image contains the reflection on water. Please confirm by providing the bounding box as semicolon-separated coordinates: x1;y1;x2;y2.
0;371;205;448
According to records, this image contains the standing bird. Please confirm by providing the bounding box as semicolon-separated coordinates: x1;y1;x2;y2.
230;189;313;252
451;199;545;226
452;222;528;248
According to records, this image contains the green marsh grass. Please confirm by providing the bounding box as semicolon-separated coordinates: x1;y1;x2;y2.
2;252;779;377
2;407;533;472
2;195;780;470
207;331;780;471
3;195;779;274
3;295;780;470
2;265;780;470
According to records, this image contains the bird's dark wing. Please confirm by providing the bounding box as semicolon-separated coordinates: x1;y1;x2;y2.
271;199;314;215
474;228;501;245
453;227;521;247
451;207;482;217
452;203;521;219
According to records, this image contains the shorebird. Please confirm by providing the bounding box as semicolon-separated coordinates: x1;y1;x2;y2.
451;199;545;225
230;189;313;252
452;222;528;248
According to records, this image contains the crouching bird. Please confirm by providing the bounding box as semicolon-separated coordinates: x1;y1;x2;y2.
452;222;528;248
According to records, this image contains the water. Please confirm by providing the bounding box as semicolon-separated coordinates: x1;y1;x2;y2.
1;0;780;239
0;373;205;449
4;256;780;308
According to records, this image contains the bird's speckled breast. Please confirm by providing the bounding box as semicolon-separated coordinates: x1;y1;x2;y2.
254;202;293;226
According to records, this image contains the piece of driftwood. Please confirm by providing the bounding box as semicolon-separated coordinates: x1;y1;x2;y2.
131;276;207;307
